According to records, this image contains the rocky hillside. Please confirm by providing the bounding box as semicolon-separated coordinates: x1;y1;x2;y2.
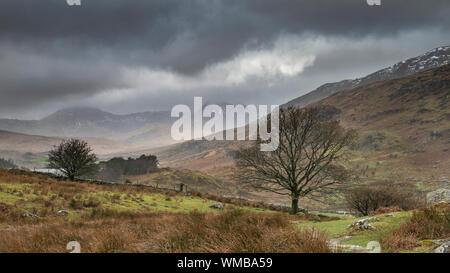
285;45;450;108
314;64;450;188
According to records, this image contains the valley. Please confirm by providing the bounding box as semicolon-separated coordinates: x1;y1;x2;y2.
1;46;449;217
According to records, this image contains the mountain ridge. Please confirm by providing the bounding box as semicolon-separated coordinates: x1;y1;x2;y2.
284;45;450;108
141;64;450;202
0;107;174;148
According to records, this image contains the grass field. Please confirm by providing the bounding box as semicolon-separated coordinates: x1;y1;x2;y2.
0;169;448;253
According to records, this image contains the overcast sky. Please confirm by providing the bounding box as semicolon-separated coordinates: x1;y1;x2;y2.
0;0;449;119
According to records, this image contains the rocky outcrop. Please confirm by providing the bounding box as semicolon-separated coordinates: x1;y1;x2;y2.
56;210;69;216
209;203;224;210
432;240;450;253
347;217;379;230
426;188;450;205
22;212;38;218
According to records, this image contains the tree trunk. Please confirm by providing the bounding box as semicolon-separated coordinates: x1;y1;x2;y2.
291;196;299;215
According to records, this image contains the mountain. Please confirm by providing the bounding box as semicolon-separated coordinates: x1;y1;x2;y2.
316;63;449;181
139;64;450;201
0;129;134;169
285;45;450;108
0;129;132;154
0;107;174;148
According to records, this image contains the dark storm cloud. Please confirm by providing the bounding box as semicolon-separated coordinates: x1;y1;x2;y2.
1;0;449;73
0;0;449;117
0;45;126;108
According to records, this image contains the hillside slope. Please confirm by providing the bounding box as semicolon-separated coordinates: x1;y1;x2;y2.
285;45;450;108
314;64;450;186
143;64;450;198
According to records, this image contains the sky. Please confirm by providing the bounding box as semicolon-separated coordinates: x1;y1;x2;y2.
0;0;449;119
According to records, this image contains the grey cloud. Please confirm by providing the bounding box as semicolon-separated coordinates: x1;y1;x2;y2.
0;45;127;108
0;0;450;118
1;0;449;73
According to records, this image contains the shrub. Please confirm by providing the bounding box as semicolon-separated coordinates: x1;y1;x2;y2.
370;206;403;216
380;203;450;252
345;186;420;216
0;158;18;169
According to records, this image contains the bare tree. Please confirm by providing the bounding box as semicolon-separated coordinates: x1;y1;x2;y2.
48;139;98;181
345;186;419;216
235;106;357;214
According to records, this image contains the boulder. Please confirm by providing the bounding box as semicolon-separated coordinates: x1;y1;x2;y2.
298;207;308;213
426;188;450;205
432;241;450;253
347;217;378;230
268;203;290;211
334;210;352;215
56;210;69;216
22;212;38;218
209;203;224;210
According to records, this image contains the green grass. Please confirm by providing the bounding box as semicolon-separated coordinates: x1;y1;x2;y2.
0;180;272;221
295;211;411;251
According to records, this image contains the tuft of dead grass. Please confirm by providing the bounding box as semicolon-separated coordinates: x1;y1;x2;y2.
370;206;403;216
380;203;450;252
0;209;331;253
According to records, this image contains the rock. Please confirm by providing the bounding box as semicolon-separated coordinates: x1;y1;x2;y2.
22;212;38;218
430;131;442;140
298;207;308;213
56;210;69;216
209;203;224;210
351;131;386;151
268;203;290;211
439;177;449;183
334;210;351;215
385;214;395;218
339;244;371;252
426;188;450;205
171;206;178;209
340;236;353;242
347;217;378;230
432;241;450;253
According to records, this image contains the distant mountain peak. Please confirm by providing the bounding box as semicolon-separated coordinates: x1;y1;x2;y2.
41;107;113;123
285;45;450;107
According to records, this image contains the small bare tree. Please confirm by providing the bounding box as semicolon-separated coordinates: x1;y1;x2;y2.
235;106;357;214
48;139;98;181
345;186;419;216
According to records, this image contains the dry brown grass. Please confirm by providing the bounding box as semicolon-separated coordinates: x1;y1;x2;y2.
370;206;403;216
380;203;450;252
0;169;335;253
0;209;331;253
